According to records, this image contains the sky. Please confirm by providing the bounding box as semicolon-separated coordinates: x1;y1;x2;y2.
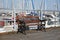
0;0;60;11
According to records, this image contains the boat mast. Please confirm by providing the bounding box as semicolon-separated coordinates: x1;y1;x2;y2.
12;0;16;27
31;0;35;16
